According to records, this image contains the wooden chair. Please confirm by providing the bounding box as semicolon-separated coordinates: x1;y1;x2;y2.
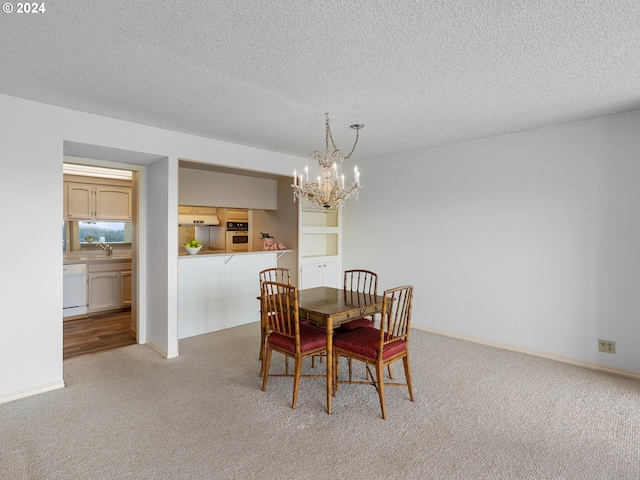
333;285;415;419
337;269;387;380
261;281;327;409
338;269;379;331
308;270;378;371
259;268;291;376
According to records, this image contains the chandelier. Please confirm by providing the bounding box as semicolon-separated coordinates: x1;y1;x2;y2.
292;113;363;209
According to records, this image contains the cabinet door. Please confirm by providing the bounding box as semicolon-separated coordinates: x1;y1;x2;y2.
95;186;132;220
88;272;119;312
66;183;93;220
300;263;322;289
321;261;341;288
120;271;132;307
178;205;195;215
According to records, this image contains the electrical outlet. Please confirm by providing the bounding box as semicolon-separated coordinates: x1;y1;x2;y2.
598;339;616;354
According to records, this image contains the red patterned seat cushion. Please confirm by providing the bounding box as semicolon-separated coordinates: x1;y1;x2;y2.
335;317;375;333
334;327;406;360
268;323;327;354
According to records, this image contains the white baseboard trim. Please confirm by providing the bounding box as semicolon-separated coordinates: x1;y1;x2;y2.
145;340;179;359
414;325;640;381
0;380;65;405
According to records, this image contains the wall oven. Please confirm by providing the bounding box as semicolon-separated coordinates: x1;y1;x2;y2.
225;222;249;252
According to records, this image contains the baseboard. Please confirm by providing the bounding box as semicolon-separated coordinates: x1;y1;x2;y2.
145;340;179;359
414;325;640;381
0;380;65;405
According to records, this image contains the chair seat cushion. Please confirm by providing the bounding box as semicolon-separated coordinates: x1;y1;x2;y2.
334;327;406;360
268;323;327;354
335;317;375;333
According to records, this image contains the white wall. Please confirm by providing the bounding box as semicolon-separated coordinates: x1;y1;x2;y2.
251;177;299;284
343;111;640;375
0;94;304;403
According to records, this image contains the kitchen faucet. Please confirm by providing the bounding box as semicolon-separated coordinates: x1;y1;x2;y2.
97;242;113;256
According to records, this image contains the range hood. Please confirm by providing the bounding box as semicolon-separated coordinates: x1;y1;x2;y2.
178;213;220;226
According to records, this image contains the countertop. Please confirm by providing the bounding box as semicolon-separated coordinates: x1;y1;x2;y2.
64;248;292;263
63;251;132;264
178;249;293;258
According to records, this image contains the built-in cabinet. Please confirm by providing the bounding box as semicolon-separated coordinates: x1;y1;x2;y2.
298;206;342;288
65;182;132;221
87;260;132;312
300;261;341;289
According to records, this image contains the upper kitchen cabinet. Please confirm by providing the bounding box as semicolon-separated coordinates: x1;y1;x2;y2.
65;181;132;221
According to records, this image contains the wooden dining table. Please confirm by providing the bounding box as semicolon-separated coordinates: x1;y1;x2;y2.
297;286;384;414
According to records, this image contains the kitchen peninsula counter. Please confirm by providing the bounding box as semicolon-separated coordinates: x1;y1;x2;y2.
178;249;291;339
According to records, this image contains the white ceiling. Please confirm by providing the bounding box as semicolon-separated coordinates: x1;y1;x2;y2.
2;0;640;161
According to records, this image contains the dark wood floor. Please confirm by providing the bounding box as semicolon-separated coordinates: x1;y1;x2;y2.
63;310;136;360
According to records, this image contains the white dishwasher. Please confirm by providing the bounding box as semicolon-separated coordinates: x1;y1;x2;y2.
63;263;87;318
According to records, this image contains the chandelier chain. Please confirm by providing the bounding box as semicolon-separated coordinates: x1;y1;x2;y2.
324;112;360;160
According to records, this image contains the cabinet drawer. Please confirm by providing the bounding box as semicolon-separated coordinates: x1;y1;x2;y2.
88;261;131;273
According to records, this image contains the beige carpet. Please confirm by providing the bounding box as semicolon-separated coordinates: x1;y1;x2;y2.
1;324;639;479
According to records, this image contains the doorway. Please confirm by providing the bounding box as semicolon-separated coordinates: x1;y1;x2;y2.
62;160;139;358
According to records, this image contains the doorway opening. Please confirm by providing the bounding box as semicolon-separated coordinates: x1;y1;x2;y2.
62;160;139;358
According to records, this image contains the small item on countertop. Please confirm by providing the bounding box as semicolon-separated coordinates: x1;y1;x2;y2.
261;232;285;251
183;238;203;255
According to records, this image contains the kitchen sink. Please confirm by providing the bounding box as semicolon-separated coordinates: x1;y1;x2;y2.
63;251;132;262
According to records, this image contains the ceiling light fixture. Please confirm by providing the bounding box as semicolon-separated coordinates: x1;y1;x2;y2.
292;113;363;209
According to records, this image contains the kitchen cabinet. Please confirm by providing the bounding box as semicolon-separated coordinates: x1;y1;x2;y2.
88;272;119;311
120;271;132;307
298;206;342;288
65;182;132;221
87;260;131;312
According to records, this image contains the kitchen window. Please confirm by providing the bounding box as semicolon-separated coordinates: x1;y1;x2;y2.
62;221;132;251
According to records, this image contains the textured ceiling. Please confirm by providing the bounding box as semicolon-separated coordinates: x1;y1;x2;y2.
2;0;640;161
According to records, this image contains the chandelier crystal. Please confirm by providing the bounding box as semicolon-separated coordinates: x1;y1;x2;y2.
292;113;363;209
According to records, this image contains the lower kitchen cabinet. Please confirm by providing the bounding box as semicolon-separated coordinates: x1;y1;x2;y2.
300;259;341;289
87;261;131;312
120;271;132;307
